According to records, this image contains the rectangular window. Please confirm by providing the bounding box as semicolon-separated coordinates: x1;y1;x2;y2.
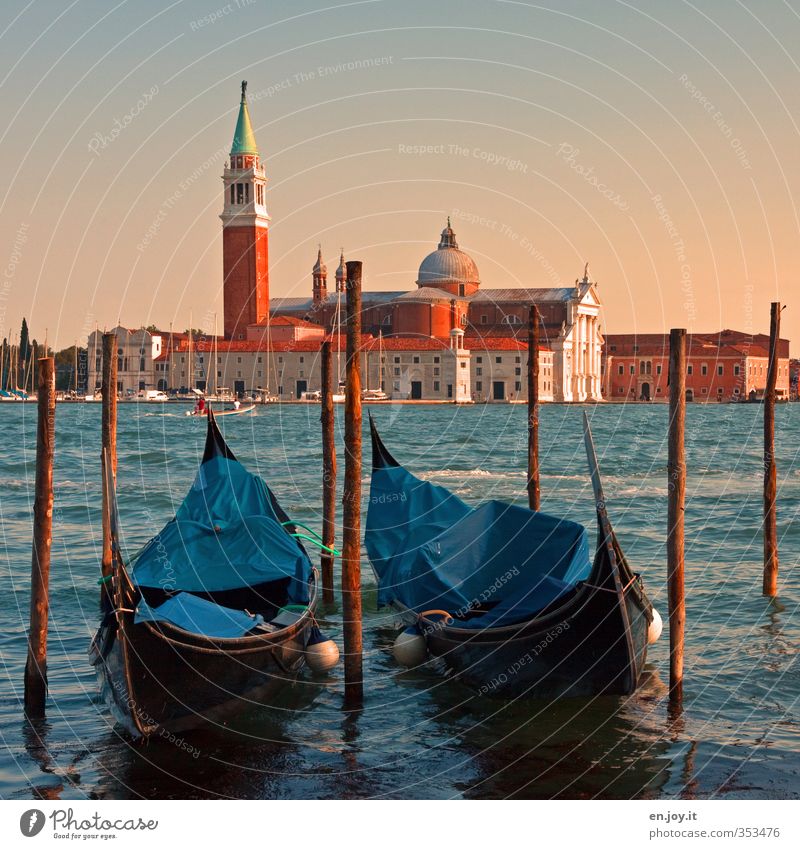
476;367;482;376
257;356;262;364
394;356;400;363
236;183;244;204
413;356;420;364
496;357;502;364
299;356;304;363
734;364;740;376
688;364;693;375
618;365;624;375
476;381;482;391
460;361;466;368
433;381;440;392
433;356;440;363
514;367;521;376
515;357;521;364
393;381;400;391
656;364;662;375
230;185;235;205
278;356;283;363
217;370;221;378
515;381;521;392
476;357;482;364
481;315;487;324
433;367;440;376
394;367;400;376
717;365;723;376
629;365;634;374
237;356;242;364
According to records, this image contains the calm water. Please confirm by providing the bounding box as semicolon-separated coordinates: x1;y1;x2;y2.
0;402;798;800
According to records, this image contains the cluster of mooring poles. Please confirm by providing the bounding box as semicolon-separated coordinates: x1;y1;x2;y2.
23;299;785;718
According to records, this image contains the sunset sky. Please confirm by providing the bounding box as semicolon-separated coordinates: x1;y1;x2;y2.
1;0;798;351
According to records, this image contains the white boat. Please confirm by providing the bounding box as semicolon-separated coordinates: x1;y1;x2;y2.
361;388;389;401
186;403;255;417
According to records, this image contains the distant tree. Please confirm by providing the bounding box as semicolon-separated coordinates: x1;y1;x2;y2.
183;328;206;337
145;324;159;333
19;318;30;364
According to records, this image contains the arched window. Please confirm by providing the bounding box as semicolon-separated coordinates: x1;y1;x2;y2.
502;314;522;326
460;313;467;326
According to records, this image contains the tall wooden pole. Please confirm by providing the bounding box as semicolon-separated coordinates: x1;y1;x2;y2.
320;340;337;604
24;357;55;718
101;333;118;584
763;302;780;597
527;304;540;511
667;328;686;706
342;260;363;708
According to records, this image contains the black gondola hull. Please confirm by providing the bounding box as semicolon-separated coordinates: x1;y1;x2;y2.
90;583;317;737
413;571;650;699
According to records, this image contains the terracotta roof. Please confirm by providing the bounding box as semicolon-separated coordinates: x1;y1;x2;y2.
604;332;785;359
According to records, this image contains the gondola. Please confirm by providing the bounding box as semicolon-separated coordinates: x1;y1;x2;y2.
90;409;335;737
365;412;660;699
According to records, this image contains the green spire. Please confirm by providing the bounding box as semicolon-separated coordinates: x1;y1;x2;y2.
231;80;258;155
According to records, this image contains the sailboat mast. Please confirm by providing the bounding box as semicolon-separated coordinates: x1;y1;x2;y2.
74;340;78;393
213;314;217;396
188;314;193;392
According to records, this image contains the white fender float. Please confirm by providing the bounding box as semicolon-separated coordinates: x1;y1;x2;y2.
305;628;340;673
647;607;663;645
392;626;428;668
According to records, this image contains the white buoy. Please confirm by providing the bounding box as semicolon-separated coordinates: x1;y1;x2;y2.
392;627;428;668
647;607;663;645
305;637;340;673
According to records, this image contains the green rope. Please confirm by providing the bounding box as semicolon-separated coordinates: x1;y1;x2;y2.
280;521;340;556
97;574;113;586
280;521;323;543
289;533;340;557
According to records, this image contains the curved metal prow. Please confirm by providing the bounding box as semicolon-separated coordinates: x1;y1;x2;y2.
202;406;238;463
368;413;400;471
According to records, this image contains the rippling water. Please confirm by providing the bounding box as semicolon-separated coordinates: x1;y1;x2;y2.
0;402;798;799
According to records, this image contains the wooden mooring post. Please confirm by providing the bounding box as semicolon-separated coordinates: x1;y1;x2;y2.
527;304;540;511
667;328;686;707
320;340;337;604
24;357;56;718
101;333;118;588
762;302;780;597
341;261;364;708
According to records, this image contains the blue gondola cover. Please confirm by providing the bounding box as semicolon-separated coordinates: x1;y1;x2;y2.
366;459;592;629
135;592;265;639
132;434;311;605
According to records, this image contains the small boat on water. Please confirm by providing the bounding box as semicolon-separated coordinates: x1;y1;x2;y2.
90;409;337;737
185;403;255;417
365;412;660;699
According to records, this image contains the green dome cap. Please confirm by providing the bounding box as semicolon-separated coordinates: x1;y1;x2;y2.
231;80;258;155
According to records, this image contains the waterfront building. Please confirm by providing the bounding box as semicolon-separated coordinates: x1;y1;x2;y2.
603;331;791;402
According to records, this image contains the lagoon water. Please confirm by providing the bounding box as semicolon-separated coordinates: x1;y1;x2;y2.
0;402;798;799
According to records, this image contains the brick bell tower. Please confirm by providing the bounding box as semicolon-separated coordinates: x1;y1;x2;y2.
221;81;270;339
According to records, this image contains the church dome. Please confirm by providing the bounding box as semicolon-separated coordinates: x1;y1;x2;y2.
416;219;480;291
